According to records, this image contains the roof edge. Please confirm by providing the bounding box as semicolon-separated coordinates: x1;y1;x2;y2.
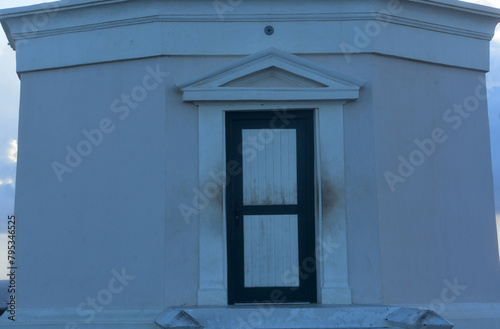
0;0;500;20
0;0;128;20
408;0;500;18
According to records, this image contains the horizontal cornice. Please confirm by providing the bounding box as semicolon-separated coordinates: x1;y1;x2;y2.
1;0;499;19
8;13;494;43
1;0;499;72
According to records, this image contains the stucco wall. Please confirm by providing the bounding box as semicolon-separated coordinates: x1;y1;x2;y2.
15;56;200;310
13;51;500;314
371;55;500;305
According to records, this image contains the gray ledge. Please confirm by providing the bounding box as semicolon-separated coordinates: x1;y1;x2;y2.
154;305;454;329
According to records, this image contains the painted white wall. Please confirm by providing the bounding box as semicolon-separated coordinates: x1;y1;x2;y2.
15;58;166;310
371;55;500;304
11;51;496;326
12;56;241;311
1;0;500;328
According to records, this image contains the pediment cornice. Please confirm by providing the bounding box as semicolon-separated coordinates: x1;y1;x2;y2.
175;48;365;102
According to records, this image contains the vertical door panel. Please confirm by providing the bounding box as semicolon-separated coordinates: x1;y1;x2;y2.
242;129;297;205
243;215;299;287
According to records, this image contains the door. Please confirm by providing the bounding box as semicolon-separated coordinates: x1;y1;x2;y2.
226;110;316;304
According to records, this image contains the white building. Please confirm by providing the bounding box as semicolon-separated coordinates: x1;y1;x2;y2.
0;0;499;328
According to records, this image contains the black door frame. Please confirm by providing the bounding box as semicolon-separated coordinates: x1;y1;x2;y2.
226;110;316;305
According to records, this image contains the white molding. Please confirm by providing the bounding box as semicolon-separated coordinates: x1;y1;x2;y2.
3;11;497;43
195;103;352;305
181;89;361;102
184;48;358;305
176;48;364;103
315;104;351;304
197;105;228;306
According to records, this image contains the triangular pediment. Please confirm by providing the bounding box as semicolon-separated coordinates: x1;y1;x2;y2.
221;67;328;88
176;48;365;102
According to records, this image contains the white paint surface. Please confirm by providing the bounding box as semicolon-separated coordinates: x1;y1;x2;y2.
244;215;299;287
242;129;297;206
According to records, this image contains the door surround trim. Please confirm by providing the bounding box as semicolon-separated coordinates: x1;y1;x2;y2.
176;48;363;306
195;101;351;305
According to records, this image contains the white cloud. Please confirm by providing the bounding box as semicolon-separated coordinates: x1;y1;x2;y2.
485;73;500;94
493;32;500;44
0;1;58;10
0;178;14;187
461;0;499;7
0;234;8;278
7;140;17;164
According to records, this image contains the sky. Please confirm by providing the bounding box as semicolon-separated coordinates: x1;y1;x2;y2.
0;0;499;229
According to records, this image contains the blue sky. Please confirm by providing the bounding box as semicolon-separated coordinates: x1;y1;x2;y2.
0;0;499;228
